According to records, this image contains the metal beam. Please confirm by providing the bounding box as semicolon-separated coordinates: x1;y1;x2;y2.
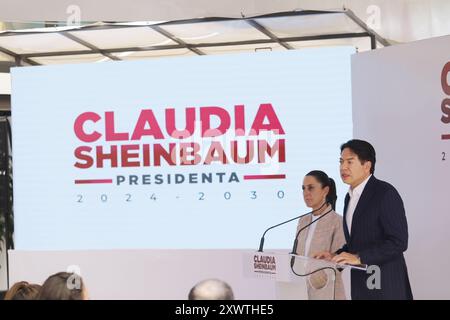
150;25;204;56
0;10;347;37
193;32;370;48
61;32;120;61
156;10;343;26
20;32;370;59
21;46;185;58
0;46;39;66
0;24;142;37
370;34;376;50
344;9;390;47
246;19;292;50
20;49;96;58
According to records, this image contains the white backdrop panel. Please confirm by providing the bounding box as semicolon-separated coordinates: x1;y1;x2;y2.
352;35;450;299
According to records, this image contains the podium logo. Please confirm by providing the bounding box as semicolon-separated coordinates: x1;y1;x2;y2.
253;254;276;274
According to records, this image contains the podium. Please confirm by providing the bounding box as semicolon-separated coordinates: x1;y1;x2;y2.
244;251;366;300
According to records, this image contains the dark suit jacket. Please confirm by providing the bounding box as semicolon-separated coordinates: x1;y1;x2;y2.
337;175;413;300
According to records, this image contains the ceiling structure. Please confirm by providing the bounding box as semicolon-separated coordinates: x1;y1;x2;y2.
0;9;389;112
0;9;388;67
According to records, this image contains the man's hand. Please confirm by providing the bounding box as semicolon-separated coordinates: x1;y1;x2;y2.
332;252;361;265
313;251;335;261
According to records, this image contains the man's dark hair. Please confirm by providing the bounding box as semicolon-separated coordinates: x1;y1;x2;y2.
340;139;376;174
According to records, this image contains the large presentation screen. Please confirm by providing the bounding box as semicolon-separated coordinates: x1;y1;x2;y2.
11;47;353;250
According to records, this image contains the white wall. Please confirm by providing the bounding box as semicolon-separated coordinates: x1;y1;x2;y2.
352;35;450;299
0;73;11;94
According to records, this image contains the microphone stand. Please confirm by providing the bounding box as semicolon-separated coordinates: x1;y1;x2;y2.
257;202;327;252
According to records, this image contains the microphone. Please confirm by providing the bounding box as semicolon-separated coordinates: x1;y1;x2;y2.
257;202;327;252
290;205;333;267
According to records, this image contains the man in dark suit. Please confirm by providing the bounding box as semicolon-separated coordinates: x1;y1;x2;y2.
315;139;413;300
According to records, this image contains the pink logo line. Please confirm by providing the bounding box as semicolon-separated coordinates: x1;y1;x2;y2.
243;174;286;180
75;179;113;184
